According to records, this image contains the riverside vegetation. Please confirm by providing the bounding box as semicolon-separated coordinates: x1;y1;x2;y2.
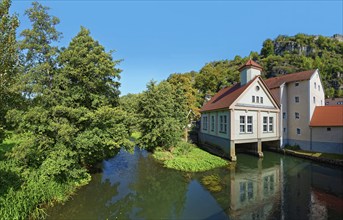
1;1;343;219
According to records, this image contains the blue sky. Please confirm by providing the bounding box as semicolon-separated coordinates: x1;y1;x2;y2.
11;1;343;95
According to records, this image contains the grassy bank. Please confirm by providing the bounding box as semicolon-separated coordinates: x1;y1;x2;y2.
0;133;91;219
153;142;228;172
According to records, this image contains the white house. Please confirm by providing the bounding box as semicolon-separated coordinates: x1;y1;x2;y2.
199;60;280;161
199;60;342;161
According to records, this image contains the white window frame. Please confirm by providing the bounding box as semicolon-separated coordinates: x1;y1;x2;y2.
247;116;253;133
240;116;245;133
202;116;208;131
263;116;274;133
219;115;227;133
256;96;260;103
268;117;273;132
263;116;268;132
240;115;253;134
252;96;255;103
260;97;263;104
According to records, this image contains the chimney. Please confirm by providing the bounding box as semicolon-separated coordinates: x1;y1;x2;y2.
238;60;262;85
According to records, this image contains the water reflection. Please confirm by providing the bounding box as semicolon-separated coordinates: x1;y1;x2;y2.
46;149;343;220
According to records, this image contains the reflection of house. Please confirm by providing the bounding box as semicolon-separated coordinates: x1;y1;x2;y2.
229;165;281;219
199;60;342;161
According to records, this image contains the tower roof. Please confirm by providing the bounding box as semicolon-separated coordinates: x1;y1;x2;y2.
238;59;263;71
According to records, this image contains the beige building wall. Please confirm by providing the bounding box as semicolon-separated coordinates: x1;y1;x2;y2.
312;127;343;143
201;111;230;139
287;80;310;142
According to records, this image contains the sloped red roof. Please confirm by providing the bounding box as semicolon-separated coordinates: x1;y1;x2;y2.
310;106;343;127
200;79;254;112
238;60;263;71
264;70;316;89
270;88;280;105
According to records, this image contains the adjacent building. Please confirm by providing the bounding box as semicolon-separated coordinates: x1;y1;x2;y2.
199;60;343;161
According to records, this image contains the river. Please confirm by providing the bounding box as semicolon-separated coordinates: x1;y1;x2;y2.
46;147;343;220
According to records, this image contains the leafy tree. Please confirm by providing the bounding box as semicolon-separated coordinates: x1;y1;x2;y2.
19;1;62;100
138;81;188;151
261;39;274;58
0;0;20;140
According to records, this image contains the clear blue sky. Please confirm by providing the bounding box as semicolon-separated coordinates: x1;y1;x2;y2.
11;1;343;96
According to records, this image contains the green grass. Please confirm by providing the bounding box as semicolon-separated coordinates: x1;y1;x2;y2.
153;142;228;172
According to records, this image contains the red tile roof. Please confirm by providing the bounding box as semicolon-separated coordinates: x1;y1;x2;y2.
264;69;316;89
270;88;280;104
310;106;343;127
238;60;263;71
200;78;254;112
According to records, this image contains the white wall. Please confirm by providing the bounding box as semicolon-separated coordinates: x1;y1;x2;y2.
309;70;325;121
236;80;275;109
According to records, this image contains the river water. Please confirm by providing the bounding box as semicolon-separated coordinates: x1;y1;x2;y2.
47;147;343;220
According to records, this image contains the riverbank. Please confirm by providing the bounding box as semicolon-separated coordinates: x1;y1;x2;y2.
152;142;229;172
269;147;343;167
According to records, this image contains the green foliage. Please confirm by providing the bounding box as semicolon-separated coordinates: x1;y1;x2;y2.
261;39;274;57
19;1;62;99
153;142;228;172
138;81;188;151
0;0;21;139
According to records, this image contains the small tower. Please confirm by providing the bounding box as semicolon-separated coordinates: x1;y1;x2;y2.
238;60;262;85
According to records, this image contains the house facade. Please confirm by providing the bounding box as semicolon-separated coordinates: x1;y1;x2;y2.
199;60;342;161
199;61;280;161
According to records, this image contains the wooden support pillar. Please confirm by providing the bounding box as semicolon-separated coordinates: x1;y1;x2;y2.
230;140;237;161
257;139;264;158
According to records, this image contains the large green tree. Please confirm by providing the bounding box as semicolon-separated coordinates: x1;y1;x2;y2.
0;0;19;140
138;81;188;151
19;1;61;100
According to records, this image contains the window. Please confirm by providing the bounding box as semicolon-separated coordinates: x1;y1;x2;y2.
247;116;253;133
260;97;263;104
295;112;300;119
269;117;273;132
314;82;317;89
263;116;274;133
295;96;299;103
240;116;253;133
327;127;331;131
295;82;299;86
211;115;215;132
219;115;227;133
283;112;286;119
256;96;260;103
240;116;245;133
318;85;321;91
313;96;316;104
252;96;255;103
256;86;260;91
202;116;208;131
263;117;268;132
297;128;301;135
283;127;286;133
